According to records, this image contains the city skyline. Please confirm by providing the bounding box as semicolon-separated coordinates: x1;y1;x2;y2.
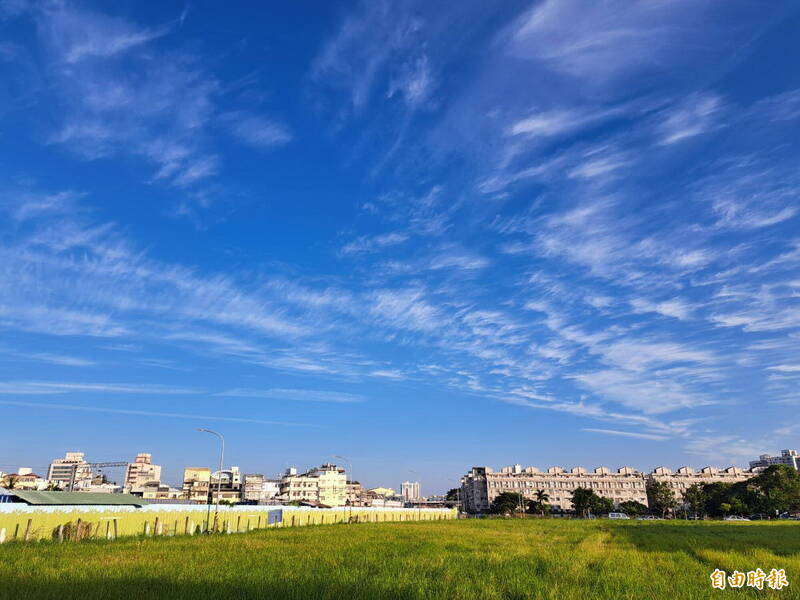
2;1;800;492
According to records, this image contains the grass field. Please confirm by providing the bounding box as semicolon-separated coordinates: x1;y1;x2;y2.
0;519;797;600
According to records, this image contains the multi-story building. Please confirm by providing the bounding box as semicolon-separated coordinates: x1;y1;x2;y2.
749;449;799;472
346;481;365;505
279;463;347;506
461;463;759;513
262;479;280;502
401;481;421;502
650;466;755;506
460;464;648;513
182;467;211;503
10;468;48;491
47;451;92;488
131;481;183;500
241;473;265;503
369;487;396;497
124;453;162;489
209;466;242;503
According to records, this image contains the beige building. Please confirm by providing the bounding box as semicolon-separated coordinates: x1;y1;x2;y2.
280;463;347;506
461;464;648;513
462;463;758;513
182;467;211;502
369;487;396;497
650;466;755;506
124;453;162;489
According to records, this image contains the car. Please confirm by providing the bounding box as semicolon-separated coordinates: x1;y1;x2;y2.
636;515;661;520
749;514;769;520
723;515;750;521
608;512;630;519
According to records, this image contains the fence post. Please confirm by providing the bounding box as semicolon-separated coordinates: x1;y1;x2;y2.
0;528;6;544
113;519;119;540
144;521;151;536
236;516;241;532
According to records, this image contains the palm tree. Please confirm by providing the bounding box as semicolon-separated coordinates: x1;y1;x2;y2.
535;490;550;516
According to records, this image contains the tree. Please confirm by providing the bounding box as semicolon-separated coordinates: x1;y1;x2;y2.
590;495;614;515
1;474;18;490
702;482;734;517
749;465;800;515
683;484;706;518
647;481;677;518
490;492;525;515
445;488;460;501
618;501;648;516
45;481;62;492
528;490;550;516
571;487;596;517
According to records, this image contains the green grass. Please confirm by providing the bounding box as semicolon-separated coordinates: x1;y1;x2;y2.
0;519;798;600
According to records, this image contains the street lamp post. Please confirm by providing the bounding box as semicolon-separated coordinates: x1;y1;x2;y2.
197;428;225;533
332;455;353;521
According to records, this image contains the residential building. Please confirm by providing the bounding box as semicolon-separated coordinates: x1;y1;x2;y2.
401;481;421;502
279;463;347;506
182;467;211;503
460;465;647;513
650;466;755;506
261;479;280;502
3;468;48;491
131;481;182;500
124;453;162;489
346;481;365;505
47;451;92;488
749;449;799;472
241;473;265;503
461;463;760;513
369;487;396;497
209;466;242;503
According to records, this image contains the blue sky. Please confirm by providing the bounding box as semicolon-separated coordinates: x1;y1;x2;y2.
1;1;799;492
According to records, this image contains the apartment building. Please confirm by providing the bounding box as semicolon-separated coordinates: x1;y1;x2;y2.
279;463;347;506
47;451;92;488
401;481;421;502
241;473;265;503
749;449;799;472
124;453;162;489
650;466;755;505
209;466;242;502
461;464;648;513
182;467;211;502
461;463;758;513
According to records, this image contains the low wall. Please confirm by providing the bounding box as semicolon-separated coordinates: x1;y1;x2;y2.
0;505;456;543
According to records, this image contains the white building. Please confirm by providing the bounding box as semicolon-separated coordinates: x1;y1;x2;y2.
401;481;421;502
47;451;92;489
749;449;799;472
279;463;347;506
